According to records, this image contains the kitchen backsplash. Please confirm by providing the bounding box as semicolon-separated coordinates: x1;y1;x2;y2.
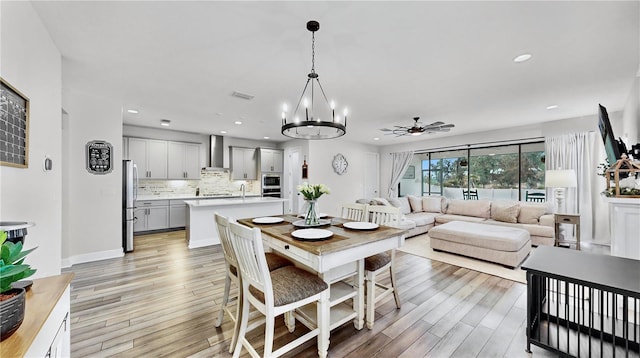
137;170;259;196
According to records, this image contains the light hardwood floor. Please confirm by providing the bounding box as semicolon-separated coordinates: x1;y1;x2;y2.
64;231;592;357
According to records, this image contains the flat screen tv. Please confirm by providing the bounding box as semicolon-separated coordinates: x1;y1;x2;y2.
597;104;626;164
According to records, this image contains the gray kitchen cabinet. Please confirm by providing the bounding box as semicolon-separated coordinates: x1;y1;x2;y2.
169;200;187;228
128;137;168;179
230;146;257;180
259;148;283;173
167;141;201;179
134;200;169;232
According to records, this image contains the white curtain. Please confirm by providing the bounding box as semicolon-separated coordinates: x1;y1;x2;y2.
388;151;414;198
545;132;597;241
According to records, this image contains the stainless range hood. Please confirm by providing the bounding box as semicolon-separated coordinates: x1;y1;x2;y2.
205;135;228;171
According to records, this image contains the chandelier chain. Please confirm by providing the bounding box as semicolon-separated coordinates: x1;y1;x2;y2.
311;32;315;74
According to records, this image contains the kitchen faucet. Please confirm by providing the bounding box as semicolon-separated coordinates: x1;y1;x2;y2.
240;183;246;200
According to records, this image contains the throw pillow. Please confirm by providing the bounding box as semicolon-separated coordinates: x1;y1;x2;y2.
491;201;520;223
407;195;423;212
446;199;491;218
388;197;411;215
422;196;444;213
518;203;547;224
370;197;391;206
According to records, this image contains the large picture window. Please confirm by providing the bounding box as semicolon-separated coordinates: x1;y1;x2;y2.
403;142;545;201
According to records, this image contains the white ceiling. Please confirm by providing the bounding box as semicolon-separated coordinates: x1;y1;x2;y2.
31;1;639;145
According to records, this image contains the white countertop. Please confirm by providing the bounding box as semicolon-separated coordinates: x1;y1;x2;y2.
137;194;261;201
184;197;288;207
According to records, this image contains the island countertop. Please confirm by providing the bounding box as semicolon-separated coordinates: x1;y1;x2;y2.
184;197;288;207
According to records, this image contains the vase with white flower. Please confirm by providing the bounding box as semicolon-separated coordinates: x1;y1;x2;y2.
297;183;330;225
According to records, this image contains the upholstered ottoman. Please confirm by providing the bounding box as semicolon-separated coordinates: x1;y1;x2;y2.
429;221;531;268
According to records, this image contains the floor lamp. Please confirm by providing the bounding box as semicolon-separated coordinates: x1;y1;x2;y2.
545;169;577;214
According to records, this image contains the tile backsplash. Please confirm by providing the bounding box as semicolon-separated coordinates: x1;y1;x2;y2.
137;170;259;196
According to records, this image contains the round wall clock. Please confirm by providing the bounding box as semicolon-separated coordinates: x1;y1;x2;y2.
332;153;348;175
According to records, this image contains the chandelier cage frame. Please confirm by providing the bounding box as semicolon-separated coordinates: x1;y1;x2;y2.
281;20;347;140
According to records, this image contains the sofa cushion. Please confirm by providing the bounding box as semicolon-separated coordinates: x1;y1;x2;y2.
388;197;411;215
490;201;520;223
518;203;548;224
445;199;491;218
356;198;370;204
405;212;436;226
435;214;487;225
429;221;530;252
422;196;445;213
398;217;417;231
407;195;423;212
484;219;555;238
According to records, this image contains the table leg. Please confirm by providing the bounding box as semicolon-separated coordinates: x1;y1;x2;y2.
354;259;365;330
317;290;330;358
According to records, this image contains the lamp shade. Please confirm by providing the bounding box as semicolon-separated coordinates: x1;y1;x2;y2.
545;169;577;188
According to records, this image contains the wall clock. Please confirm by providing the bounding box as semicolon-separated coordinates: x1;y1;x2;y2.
332;153;348;175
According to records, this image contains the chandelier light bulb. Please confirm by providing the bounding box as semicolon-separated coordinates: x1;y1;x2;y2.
295;116;300;124
303;98;309;108
330;101;335;109
283;103;288;112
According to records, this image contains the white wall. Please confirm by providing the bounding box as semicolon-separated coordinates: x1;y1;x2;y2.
0;2;62;277
307;139;379;216
621;76;640;147
61;90;123;266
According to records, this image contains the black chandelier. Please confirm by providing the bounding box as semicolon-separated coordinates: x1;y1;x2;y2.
281;20;347;140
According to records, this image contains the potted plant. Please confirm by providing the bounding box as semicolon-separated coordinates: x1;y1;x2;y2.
0;230;37;341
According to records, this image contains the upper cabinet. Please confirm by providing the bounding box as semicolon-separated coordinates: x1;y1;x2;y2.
167;142;201;179
230;146;257;180
128;138;167;179
259;148;284;173
126;137;200;180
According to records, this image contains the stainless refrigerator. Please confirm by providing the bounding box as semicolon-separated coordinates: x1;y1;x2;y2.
122;160;138;252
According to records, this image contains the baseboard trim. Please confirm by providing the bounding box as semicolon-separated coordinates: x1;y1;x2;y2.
62;249;124;268
188;238;219;249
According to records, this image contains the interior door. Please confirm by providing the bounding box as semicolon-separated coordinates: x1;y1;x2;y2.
285;147;301;214
364;152;380;198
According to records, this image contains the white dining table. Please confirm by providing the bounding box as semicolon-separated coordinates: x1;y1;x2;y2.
238;215;406;358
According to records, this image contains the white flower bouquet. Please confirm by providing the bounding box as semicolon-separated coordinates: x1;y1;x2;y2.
297;183;330;200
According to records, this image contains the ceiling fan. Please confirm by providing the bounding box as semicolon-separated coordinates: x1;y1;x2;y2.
380;117;455;137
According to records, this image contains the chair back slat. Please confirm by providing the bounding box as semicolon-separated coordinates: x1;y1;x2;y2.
365;205;400;228
340;203;367;221
228;222;272;298
214;213;237;267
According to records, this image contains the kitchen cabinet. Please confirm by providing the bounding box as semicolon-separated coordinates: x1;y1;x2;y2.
230;146;257;180
169;200;187;228
167;142;201;179
134;200;169;232
259;148;283;173
128;138;168;179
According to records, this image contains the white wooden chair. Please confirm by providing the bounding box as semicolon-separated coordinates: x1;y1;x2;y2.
228;222;330;358
363;204;402;329
340;202;367;221
213;213;293;353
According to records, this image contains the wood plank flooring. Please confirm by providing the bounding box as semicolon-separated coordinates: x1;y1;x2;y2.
63;231;621;357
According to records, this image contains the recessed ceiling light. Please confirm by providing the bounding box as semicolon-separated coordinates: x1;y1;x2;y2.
234;121;242;125
513;53;532;63
546;105;559;110
263;136;270;139
127;109;139;114
220;130;227;134
373;137;380;141
160;119;170;126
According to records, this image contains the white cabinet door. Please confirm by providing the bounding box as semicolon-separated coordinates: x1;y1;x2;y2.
147;140;168;179
169;204;187;228
146;206;169;231
243;148;257;180
184;143;201;179
260;149;283;173
272;150;283;172
128;138;148;177
231;147;257;180
167;141;185;179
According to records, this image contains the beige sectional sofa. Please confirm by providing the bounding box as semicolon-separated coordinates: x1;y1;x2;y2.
361;195;555;247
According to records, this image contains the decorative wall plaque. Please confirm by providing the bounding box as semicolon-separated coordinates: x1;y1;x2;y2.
86;140;113;174
0;78;29;168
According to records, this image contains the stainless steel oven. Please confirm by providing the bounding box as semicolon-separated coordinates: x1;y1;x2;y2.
262;174;282;198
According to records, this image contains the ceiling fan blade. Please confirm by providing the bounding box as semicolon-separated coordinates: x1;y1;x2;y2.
439;124;455;129
380;128;393;132
427;121;445;126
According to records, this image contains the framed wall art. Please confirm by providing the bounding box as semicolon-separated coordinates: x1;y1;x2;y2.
0;78;29;168
86;140;113;174
402;165;415;179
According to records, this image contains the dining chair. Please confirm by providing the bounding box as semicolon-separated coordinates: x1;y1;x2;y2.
525;191;546;202
363;204;402;329
228;221;330;358
463;188;479;200
340;202;367;221
213;213;293;354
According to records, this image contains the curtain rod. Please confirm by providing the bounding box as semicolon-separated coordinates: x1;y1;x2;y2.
409;136;545;154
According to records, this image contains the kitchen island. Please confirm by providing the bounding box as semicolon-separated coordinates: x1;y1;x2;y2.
184;197;288;248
